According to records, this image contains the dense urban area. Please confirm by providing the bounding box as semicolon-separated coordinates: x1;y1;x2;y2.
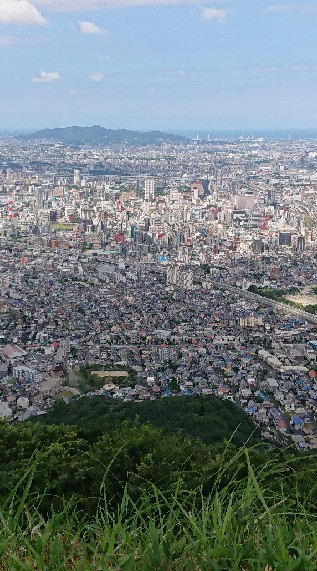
1;130;317;450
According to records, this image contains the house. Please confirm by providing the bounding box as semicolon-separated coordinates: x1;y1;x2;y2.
291;416;304;430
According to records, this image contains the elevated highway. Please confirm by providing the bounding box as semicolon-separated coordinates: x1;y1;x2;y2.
215;282;317;325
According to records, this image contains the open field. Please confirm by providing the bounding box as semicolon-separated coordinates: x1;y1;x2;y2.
285;294;317;306
92;370;129;378
51;223;77;231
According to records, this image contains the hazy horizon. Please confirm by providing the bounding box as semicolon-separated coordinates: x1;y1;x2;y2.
3;126;317;142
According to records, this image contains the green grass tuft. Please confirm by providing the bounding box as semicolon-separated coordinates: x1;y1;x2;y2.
1;447;317;570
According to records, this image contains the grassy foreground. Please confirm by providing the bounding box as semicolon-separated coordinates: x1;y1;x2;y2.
1;448;317;571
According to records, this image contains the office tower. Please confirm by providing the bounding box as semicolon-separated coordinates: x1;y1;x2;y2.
74;169;81;187
144;179;155;202
267;188;278;204
236;193;255;210
279;232;292;247
297;236;305;252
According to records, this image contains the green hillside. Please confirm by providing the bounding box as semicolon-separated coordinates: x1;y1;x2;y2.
39;394;260;447
22;125;188;146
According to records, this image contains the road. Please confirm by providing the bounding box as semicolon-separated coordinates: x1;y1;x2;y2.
213;281;317;325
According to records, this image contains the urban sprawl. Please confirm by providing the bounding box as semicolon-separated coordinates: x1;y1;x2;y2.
1;134;317;450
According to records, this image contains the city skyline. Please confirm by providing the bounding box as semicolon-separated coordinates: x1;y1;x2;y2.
1;0;317;130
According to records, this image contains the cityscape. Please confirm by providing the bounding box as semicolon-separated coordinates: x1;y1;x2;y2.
1;131;317;450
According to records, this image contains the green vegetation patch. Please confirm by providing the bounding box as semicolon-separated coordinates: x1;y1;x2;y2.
40;393;259;447
248;285;308;308
51;223;77;231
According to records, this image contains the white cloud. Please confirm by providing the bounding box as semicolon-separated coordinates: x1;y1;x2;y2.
263;65;280;73
78;20;105;35
33;0;228;11
32;71;61;83
201;7;227;21
177;69;187;76
292;64;308;72
99;54;112;62
263;4;292;13
0;0;46;26
89;73;105;81
0;35;17;47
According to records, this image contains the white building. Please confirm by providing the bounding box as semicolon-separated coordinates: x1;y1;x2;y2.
74;169;81;187
239;315;264;328
130;330;140;344
144;179;155;202
13;366;42;384
167;265;193;290
158;346;175;362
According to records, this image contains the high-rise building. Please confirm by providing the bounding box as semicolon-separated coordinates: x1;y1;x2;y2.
74;169;81;187
267;188;278;205
279;232;292;247
167;265;193;290
235;194;255;210
144;179;155;202
297;236;305;252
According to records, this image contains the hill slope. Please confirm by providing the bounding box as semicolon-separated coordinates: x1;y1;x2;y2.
22;125;188;146
39;394;260;447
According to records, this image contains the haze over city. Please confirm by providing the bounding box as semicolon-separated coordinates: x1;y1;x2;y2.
1;0;317;130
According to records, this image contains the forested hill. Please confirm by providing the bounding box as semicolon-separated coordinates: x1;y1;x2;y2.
38;394;259;447
21;125;188;146
0;395;258;518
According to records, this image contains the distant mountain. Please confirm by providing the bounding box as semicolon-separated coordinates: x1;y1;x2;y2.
21;125;188;146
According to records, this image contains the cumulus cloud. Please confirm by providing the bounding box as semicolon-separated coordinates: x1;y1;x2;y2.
177;69;188;76
0;0;46;26
32;71;61;83
89;73;105;81
78;20;105;35
263;4;291;13
33;0;226;11
201;7;227;21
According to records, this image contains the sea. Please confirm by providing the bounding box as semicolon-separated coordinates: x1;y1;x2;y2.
171;129;317;141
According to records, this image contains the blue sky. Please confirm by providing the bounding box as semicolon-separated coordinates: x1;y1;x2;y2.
1;0;317;130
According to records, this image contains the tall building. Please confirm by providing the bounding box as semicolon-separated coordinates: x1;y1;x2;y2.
279;232;292;247
267;188;278;205
144;179;155;202
167;265;193;290
74;169;81;187
235;194;255;210
297;236;305;252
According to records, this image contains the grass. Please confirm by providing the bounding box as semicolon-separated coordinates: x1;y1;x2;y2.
51;223;77;231
1;447;317;570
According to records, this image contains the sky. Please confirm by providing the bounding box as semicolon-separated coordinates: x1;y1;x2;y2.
0;0;317;131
